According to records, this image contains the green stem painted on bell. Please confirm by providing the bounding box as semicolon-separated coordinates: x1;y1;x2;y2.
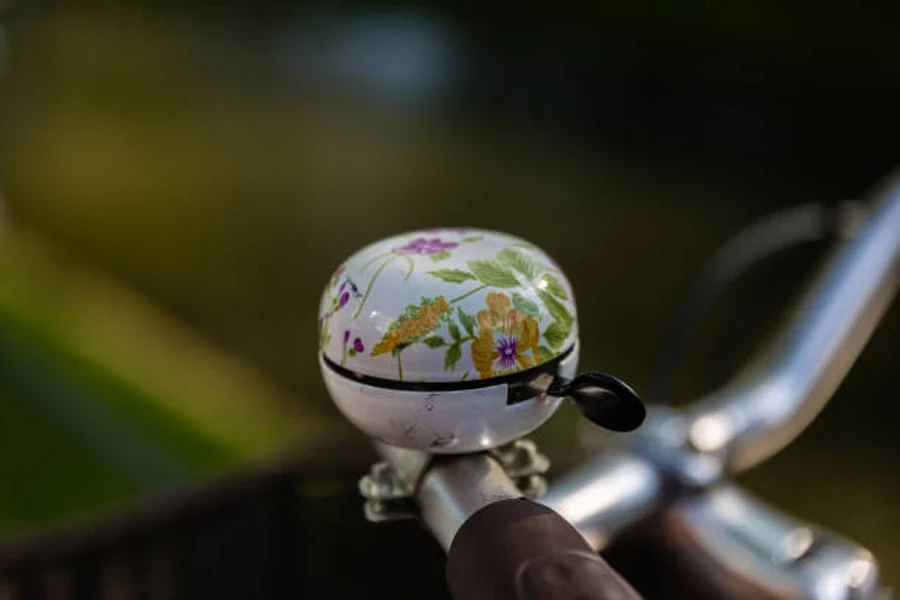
450;284;487;304
361;251;390;272
353;256;396;320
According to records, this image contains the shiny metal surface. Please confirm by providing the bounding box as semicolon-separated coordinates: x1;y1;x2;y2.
416;452;522;551
661;485;882;600
533;174;900;597
374;442;534;550
685;174;900;471
366;172;900;596
541;450;663;550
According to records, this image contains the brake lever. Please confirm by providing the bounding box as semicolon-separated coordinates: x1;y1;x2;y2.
660;485;885;600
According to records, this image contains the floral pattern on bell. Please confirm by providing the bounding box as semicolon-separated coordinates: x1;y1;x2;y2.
471;292;541;379
318;229;577;382
392;237;458;256
318;267;360;351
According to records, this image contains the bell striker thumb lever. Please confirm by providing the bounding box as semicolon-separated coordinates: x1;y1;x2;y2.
548;372;645;432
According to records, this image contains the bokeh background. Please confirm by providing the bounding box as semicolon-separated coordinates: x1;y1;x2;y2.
0;2;898;597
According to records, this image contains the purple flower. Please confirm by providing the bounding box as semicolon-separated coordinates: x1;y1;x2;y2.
353;338;365;353
496;337;518;370
392;237;459;256
339;291;350;308
343;330;351;343
339;280;347;293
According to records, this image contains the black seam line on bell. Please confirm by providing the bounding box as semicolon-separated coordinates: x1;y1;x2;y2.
321;345;574;403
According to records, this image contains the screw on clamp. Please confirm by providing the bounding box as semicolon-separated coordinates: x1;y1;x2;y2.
358;461;417;522
490;438;550;499
359;439;551;522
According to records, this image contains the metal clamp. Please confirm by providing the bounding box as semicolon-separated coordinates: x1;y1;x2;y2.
489;438;550;499
358;460;418;523
360;438;551;523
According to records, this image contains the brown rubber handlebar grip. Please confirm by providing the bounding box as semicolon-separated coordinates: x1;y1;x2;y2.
446;498;642;600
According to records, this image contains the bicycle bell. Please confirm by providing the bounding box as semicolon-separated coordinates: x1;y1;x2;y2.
318;228;645;453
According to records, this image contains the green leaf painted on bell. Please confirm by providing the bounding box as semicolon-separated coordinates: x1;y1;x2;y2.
429;269;476;284
458;308;476;337
430;250;452;262
444;344;462;370
539;291;573;325
541;274;569;300
448;321;462;342
460;371;470;380
539;345;555;361
423;336;446;348
466;260;519;288
462;235;484;243
497;248;541;282
543;321;571;350
349;348;357;357
512;292;541;318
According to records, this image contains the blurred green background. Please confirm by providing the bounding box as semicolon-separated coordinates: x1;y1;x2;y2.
0;0;897;590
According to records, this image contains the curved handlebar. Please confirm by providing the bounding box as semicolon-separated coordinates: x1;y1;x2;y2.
542;170;900;598
685;170;900;472
378;170;900;599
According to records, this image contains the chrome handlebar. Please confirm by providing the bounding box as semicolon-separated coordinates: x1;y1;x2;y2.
659;485;882;599
543;171;900;598
381;170;900;598
685;177;900;472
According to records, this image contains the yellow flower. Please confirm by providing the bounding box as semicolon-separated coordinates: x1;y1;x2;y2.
471;292;541;379
372;297;450;356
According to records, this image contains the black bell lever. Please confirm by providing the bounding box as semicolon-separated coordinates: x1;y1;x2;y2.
547;372;646;432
